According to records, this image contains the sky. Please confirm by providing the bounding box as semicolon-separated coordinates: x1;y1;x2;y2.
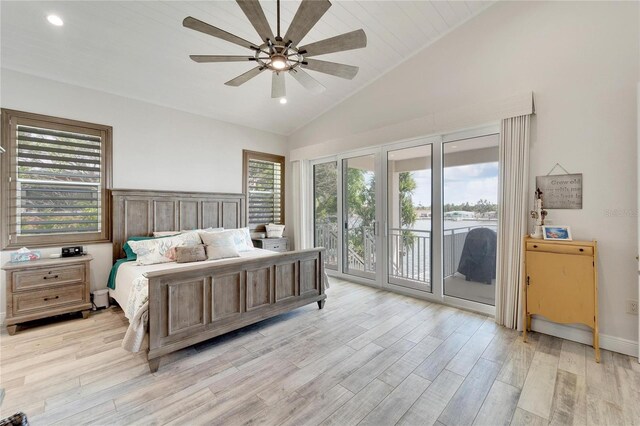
411;162;498;207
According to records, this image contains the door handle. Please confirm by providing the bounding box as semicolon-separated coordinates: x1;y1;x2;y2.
373;221;379;236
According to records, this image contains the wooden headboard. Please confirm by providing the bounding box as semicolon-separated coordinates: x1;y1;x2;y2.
111;189;246;262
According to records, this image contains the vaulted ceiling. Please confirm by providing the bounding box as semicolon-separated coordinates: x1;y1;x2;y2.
1;1;493;135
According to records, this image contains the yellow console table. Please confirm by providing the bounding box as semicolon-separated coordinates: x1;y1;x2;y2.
522;236;599;362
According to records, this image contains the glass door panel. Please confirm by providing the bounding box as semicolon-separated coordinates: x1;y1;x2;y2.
387;144;433;292
442;134;499;305
313;161;338;270
342;154;377;280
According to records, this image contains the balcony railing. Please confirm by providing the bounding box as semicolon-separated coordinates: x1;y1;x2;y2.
314;221;497;286
389;228;430;284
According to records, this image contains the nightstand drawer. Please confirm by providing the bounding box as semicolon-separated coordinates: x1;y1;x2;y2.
13;284;86;315
264;241;287;252
253;237;289;252
13;264;85;292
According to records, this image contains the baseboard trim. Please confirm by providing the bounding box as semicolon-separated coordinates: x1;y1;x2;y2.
531;317;639;358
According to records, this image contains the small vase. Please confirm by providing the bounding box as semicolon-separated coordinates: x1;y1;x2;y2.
530;225;543;239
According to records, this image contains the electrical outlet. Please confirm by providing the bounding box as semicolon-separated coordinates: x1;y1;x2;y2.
627;299;639;315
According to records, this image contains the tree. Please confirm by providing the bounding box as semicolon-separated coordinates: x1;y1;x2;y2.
313;163;338;223
399;172;417;228
313;166;419;265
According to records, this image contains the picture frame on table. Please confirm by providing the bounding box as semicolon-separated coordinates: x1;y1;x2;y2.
542;225;572;241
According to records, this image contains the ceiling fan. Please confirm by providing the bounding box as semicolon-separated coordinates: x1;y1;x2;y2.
183;0;367;99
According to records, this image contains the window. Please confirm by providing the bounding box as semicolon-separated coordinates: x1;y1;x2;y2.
243;150;285;231
1;109;112;249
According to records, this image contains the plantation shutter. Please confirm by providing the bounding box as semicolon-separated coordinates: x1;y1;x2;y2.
14;125;103;236
2;109;112;249
243;151;285;230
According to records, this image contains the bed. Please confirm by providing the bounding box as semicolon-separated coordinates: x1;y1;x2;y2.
110;189;326;372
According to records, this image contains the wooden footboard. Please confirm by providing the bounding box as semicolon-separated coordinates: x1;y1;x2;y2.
145;248;326;372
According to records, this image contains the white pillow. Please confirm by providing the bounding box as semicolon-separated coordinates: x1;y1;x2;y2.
152;231;181;237
201;232;241;260
200;228;253;252
128;231;201;265
152;227;223;238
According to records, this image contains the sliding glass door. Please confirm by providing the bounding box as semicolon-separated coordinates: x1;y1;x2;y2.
442;134;499;306
312;161;338;270
386;143;433;292
342;153;380;280
309;127;499;313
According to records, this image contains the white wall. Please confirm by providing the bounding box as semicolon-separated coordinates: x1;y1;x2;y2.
0;69;287;319
289;1;639;349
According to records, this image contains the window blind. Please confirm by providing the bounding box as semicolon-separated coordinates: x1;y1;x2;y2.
247;158;283;228
14;125;102;236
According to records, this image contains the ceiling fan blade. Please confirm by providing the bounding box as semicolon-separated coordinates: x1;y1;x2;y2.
302;59;359;80
190;55;255;63
271;72;286;98
299;29;367;57
283;0;331;47
289;68;325;94
183;16;259;51
236;0;274;43
225;66;265;86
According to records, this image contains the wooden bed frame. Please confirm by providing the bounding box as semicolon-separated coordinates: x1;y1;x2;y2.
112;190;326;372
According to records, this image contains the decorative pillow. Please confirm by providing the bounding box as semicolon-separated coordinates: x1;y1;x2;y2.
164;247;178;261
123;236;156;260
201;228;253;252
201;232;241;260
175;245;207;263
127;231;201;265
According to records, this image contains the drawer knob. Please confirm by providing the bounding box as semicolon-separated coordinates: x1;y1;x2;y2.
579;248;584;252
44;295;60;301
533;245;538;248
43;275;59;280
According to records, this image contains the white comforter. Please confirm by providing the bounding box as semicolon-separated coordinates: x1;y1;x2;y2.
110;248;275;352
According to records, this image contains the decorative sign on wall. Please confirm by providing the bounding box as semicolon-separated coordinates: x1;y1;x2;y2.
536;172;583;209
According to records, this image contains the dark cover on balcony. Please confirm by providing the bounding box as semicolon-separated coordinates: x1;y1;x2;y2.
457;227;497;284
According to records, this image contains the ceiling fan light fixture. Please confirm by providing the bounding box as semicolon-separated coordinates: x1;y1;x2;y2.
271;55;287;70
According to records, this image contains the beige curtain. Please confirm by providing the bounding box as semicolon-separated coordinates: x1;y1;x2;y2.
495;115;531;329
291;160;302;251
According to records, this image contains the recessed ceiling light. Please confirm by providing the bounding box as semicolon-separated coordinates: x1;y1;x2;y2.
451;145;458;149
279;98;287;105
47;14;64;26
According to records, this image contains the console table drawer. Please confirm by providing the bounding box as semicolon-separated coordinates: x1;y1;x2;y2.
13;264;85;292
13;284;86;315
526;242;593;256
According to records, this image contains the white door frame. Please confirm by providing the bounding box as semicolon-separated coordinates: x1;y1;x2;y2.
381;135;441;296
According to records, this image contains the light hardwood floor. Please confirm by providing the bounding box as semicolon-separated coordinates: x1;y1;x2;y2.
1;278;639;425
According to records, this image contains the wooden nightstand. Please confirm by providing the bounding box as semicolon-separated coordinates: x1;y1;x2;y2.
252;237;289;253
2;255;93;335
